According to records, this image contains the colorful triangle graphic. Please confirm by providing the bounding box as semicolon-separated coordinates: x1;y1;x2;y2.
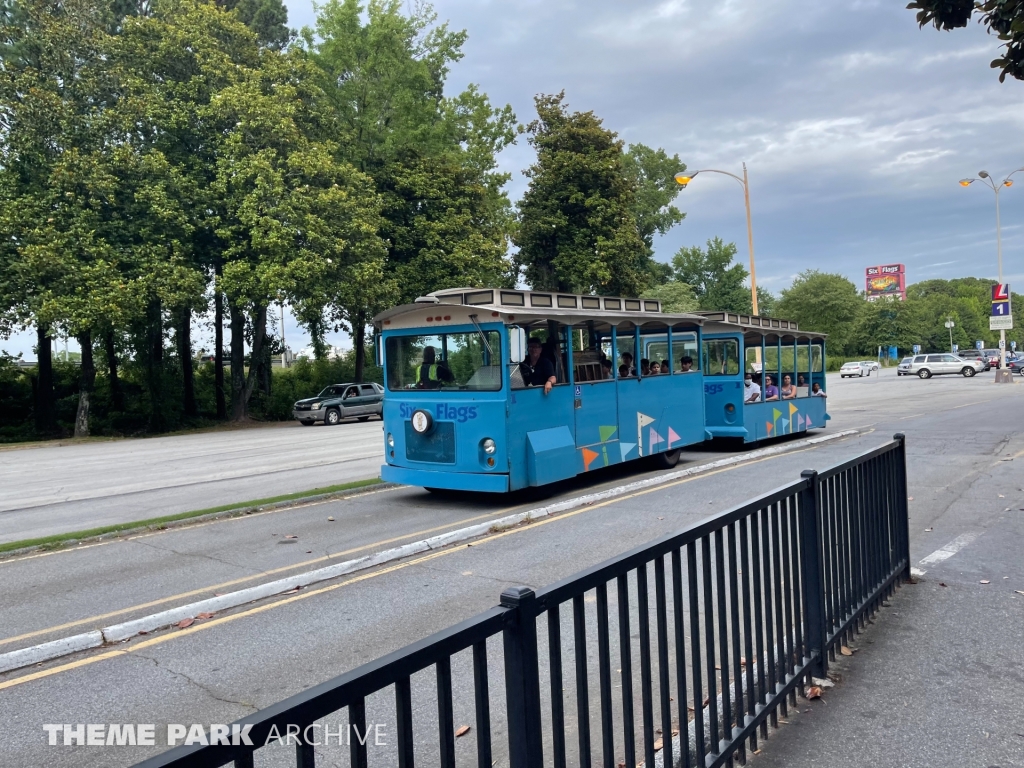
805;416;812;428
797;413;805;429
667;427;681;448
788;403;799;416
619;442;637;462
637;412;656;429
772;407;782;422
582;448;600;471
766;421;774;436
599;425;618;443
649;428;665;447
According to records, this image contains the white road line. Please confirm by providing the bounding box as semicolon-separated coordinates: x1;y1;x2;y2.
910;531;981;577
0;429;859;675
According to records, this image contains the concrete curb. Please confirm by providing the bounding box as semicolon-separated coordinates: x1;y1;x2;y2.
0;429;858;676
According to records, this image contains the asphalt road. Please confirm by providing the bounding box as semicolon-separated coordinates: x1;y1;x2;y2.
0;418;386;543
1;368;1023;767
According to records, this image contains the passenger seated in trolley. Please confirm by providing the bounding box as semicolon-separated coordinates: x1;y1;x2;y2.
601;359;613;379
650;361;662;374
744;372;761;403
812;382;827;397
661;359;671;374
762;374;780;401
620;352;636;376
780;374;796;399
518;336;557;395
679;355;694;373
415;346;454;389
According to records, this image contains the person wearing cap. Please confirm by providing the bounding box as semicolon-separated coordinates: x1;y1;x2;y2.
415;346;454;389
519;336;557;394
744;372;761;403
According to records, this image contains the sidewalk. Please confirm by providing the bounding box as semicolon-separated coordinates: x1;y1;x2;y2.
751;508;1024;768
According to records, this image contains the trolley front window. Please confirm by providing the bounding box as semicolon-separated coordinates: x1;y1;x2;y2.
386;331;502;391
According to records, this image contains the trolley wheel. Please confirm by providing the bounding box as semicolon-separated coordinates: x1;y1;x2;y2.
655;448;683;469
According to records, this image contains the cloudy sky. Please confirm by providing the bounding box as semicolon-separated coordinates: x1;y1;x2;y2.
5;0;1023;358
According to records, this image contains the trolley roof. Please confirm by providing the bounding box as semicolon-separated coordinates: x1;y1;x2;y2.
373;288;826;339
374;288;707;331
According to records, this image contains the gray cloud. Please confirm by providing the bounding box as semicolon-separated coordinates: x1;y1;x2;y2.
287;0;1024;291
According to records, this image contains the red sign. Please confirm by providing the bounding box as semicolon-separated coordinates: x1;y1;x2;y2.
865;264;906;301
993;283;1010;302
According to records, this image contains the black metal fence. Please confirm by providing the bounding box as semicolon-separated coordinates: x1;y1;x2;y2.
135;434;910;768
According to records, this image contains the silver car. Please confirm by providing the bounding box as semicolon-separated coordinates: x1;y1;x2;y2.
905;354;984;379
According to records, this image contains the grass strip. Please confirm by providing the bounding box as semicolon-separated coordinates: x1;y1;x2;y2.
0;478;382;555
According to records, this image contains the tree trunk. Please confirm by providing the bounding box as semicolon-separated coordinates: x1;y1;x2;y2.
230;300;248;421
74;330;97;438
215;271;226;420
105;330;124;411
247;304;269;402
146;299;166;432
353;310;366;383
176;306;198;418
34;323;54;434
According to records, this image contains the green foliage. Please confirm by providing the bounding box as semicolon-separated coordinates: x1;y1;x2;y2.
755;286;777;317
908;0;1024;82
623;143;686;258
515;92;651;296
641;281;699;313
671;238;752;313
220;0;291;49
776;271;864;354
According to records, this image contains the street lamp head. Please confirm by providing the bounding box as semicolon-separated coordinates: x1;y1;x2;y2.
959;179;973;187
978;170;990;179
674;171;696;188
1005;180;1014;187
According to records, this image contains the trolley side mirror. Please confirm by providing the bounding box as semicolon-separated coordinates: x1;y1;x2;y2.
508;326;526;363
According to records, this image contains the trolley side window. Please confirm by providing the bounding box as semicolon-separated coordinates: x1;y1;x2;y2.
702;339;740;376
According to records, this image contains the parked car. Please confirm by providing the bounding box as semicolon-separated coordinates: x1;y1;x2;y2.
981;348;1002;368
896;357;913;376
293;383;384;426
956;349;990;370
1006;356;1024;376
840;361;871;378
860;360;881;371
905;354;985;379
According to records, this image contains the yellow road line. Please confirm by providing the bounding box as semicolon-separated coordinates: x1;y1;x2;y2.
0;451;806;692
0;502;519;648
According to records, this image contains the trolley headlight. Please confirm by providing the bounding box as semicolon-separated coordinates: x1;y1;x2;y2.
482;438;496;455
411;409;433;434
387;432;394;447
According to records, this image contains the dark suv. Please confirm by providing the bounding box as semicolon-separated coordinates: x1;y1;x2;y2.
293;383;384;426
957;349;989;370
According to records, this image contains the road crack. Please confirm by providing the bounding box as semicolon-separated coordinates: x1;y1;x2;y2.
134;652;259;713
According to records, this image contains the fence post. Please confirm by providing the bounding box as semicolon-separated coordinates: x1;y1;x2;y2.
799;470;828;679
894;433;911;581
501;586;544;768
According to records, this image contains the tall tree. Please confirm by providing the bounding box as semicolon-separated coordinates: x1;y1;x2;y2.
671;238;751;313
307;0;518;380
776;270;864;354
623;143;686;279
908;0;1024;81
515;92;649;296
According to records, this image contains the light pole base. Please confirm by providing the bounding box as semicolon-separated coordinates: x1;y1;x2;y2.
994;370;1015;383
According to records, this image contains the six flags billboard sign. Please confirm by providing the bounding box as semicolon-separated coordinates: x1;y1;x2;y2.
865;264;906;301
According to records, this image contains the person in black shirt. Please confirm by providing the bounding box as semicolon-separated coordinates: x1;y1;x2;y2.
519;336;557;394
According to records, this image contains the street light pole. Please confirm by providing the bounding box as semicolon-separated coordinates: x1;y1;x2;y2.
675;165;759;315
960;168;1022;374
945;318;954;353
